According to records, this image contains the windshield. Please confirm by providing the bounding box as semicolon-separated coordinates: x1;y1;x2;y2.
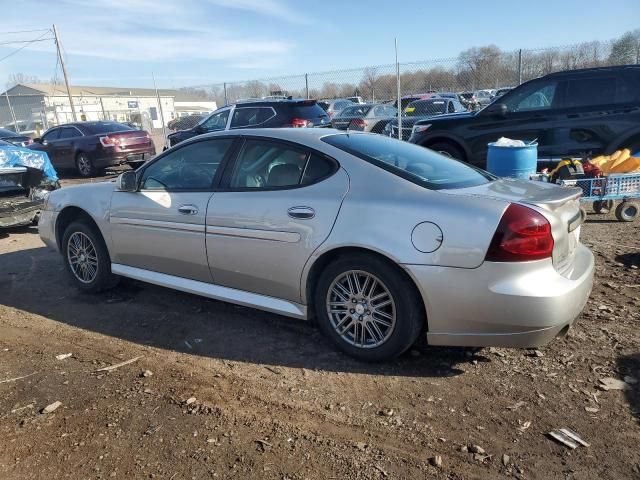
84;122;134;134
404;100;447;116
322;133;493;190
338;105;372;117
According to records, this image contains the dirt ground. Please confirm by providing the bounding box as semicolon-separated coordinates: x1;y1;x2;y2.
0;176;638;480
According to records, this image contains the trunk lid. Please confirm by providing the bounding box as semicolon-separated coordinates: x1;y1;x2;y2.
444;178;583;277
105;130;153;150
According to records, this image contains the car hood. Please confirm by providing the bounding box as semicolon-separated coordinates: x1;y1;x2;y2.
443;177;582;212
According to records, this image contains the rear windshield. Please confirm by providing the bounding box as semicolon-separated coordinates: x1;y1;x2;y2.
404;100;447;116
293;103;329;119
83;122;134;134
322;133;493;190
339;105;372;117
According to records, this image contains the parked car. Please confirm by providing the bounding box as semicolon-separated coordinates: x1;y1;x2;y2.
167;99;331;148
3;120;45;138
399;92;439;111
459;91;481;111
385;98;467;140
167;114;205;132
409;65;640;165
346;96;365;104
330;103;397;133
29;121;156;177
39;128;593;361
317;99;355;118
1;143;59;228
473;89;494;106
0;127;33;147
494;87;514;99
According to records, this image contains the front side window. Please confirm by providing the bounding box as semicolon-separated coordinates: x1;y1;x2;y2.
141;139;232;190
323;133;492;190
228;139;335;189
501;81;559;112
42;129;60;142
58;127;81;139
200;110;230;131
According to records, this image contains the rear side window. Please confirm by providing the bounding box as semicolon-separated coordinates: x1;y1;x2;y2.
230;107;275;128
293;103;329;119
228;139;336;189
565;77;616;108
58;127;82;139
323;134;492;190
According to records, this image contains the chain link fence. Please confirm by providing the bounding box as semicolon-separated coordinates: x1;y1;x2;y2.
190;41;630;108
0;40;636;149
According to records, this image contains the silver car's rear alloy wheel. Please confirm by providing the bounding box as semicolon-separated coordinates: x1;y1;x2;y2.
67;231;99;283
326;270;396;349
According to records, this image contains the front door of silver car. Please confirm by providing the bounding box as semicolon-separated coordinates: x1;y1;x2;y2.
205;137;349;302
109;138;235;282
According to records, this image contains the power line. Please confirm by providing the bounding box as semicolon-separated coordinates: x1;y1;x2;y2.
0;28;51;35
0;31;53;63
0;38;55;47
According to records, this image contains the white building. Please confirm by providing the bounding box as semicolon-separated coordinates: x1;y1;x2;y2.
0;83;216;134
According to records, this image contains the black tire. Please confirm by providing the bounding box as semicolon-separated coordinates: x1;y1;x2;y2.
76;152;96;178
427;141;465;161
314;254;424;362
615;201;639;222
593;199;614;214
62;221;119;292
370;120;389;135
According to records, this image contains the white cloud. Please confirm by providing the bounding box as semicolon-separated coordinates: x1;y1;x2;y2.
0;0;295;64
206;0;308;24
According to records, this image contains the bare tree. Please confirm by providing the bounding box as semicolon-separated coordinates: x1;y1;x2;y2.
6;73;40;89
360;67;379;101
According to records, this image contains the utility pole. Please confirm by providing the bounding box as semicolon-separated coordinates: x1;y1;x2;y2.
152;72;167;141
517;49;523;86
395;38;402;141
4;90;18;132
52;24;77;122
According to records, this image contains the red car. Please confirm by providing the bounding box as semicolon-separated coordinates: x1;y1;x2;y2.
29;121;156;177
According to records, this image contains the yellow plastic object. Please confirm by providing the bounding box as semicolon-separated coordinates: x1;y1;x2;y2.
609;149;631;170
609;156;640;173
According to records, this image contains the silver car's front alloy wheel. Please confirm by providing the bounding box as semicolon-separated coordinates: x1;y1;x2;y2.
326;270;396;348
67;231;99;283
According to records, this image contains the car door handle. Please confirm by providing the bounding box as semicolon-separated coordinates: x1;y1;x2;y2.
178;204;198;215
287;206;315;219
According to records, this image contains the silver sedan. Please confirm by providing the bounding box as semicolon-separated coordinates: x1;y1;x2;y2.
38;129;594;361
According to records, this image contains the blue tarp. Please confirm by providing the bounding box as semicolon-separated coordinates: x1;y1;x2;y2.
0;145;58;182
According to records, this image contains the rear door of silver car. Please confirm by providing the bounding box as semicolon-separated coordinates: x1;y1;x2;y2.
205;137;349;303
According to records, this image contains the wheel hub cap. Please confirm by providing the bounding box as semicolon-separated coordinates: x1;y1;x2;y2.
326;270;396;349
67;232;98;284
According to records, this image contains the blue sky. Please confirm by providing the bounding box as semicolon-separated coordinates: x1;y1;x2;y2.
0;0;638;89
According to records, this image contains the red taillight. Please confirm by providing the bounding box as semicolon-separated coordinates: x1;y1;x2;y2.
99;135;118;147
485;204;554;262
350;118;367;128
289;118;310;128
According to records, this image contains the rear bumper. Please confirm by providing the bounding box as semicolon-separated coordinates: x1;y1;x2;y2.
94;147;156;168
403;244;594;348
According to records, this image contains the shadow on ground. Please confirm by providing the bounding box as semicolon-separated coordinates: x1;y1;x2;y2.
0;244;478;378
617;353;640;421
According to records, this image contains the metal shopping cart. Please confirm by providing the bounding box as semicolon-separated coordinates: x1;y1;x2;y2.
560;173;640;222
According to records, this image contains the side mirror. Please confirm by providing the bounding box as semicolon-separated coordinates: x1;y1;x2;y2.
488;103;508;117
116;171;138;192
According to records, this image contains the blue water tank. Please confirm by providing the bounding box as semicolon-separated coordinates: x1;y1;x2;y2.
486;142;538;179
